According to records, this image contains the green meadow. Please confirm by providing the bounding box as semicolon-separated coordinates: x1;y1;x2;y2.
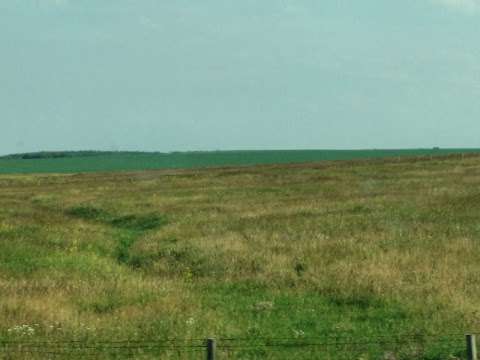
1;149;480;174
1;153;480;358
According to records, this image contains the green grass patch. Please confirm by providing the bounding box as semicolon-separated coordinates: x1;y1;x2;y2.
66;205;110;221
200;282;464;359
109;214;166;231
66;205;167;232
66;205;168;268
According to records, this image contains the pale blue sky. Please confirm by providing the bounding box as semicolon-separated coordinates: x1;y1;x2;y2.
1;0;479;155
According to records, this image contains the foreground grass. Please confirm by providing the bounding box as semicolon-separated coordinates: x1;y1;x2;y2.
1;154;480;358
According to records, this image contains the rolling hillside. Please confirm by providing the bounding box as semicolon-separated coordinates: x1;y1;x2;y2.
1;154;480;358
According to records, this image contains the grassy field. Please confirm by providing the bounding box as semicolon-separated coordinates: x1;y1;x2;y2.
1;154;480;359
1;148;480;174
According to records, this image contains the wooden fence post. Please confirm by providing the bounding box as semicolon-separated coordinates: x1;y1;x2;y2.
467;334;477;360
206;338;216;360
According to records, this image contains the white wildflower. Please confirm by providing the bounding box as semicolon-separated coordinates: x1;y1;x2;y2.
7;324;35;336
293;329;305;338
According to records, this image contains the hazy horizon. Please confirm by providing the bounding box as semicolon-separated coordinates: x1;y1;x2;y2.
2;0;479;156
5;146;480;160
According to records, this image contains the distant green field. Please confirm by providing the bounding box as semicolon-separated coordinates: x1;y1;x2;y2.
1;149;480;174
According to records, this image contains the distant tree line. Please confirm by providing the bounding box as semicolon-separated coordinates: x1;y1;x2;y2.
0;150;235;160
1;151;157;160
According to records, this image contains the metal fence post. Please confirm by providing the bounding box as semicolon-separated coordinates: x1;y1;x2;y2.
467;334;477;360
206;338;216;360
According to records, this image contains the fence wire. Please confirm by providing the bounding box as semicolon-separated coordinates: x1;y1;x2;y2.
0;331;477;359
